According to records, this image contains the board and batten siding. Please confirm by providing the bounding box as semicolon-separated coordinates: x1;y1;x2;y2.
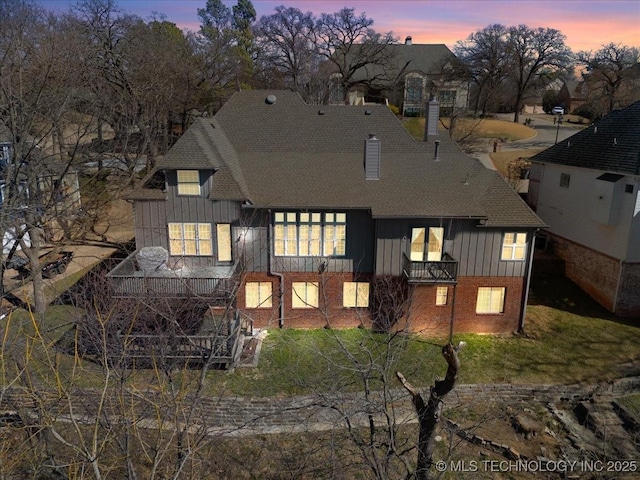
375;219;532;277
245;210;375;275
133;170;243;268
534;163;640;261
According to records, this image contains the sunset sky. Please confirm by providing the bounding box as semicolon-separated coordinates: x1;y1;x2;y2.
37;0;640;52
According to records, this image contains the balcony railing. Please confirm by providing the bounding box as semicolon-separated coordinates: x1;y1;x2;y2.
403;252;458;283
106;250;239;299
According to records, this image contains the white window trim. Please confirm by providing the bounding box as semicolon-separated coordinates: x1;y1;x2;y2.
168;223;212;256
177;170;201;196
274;212;346;257
501;232;527;261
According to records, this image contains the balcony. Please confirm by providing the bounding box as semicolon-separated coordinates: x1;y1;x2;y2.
107;250;239;299
403;252;458;284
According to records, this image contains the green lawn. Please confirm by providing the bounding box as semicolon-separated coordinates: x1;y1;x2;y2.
3;274;639;397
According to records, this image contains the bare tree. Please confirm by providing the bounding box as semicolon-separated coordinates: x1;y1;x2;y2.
314;7;397;104
253;6;317;99
455;24;511;117
507;25;573;123
578;42;640;116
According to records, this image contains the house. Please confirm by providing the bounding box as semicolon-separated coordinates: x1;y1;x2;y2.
107;90;545;341
331;36;469;117
0;123;81;247
557;79;588;114
527;101;640;317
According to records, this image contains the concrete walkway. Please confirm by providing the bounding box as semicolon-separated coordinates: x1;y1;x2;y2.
475;114;585;170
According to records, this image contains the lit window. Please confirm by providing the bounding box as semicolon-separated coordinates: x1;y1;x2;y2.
476;287;505;314
436;286;448;306
501;232;527;260
216;223;232;262
559;173;570;188
324;213;346;256
177;170;201;195
299;213;322;256
410;227;444;261
274;212;346;257
292;282;319;308
343;282;370;308
168;223;212;256
274;212;298;256
245;282;272;308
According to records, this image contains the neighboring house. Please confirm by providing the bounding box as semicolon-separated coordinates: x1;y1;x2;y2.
528;101;640;316
332;36;469;117
557;79;588;114
522;78;564;115
0;123;81;247
108;90;544;339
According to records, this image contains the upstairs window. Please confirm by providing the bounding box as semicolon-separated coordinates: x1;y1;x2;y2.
168;223;212;256
274;212;346;257
559;173;571;188
501;232;527;261
177;170;200;195
216;223;232;262
410;227;444;262
323;213;346;256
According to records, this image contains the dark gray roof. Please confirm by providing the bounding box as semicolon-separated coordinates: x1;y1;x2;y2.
531;101;640;175
157;90;543;227
349;44;458;84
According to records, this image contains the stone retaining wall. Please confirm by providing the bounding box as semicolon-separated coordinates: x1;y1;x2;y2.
2;377;638;435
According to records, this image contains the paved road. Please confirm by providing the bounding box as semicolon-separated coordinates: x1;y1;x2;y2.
476;114;586;170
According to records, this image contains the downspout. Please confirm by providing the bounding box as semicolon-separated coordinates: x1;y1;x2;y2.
268;215;285;328
518;230;537;333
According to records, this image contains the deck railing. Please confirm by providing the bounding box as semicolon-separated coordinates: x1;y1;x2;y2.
402;252;458;283
116;311;249;367
107;251;238;298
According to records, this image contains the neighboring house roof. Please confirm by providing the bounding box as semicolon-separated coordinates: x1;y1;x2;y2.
348;43;460;85
531;101;640;175
151;90;543;227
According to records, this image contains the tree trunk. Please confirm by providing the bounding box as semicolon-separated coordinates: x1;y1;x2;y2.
397;343;460;480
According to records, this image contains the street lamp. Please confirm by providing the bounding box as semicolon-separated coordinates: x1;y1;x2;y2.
555;114;563;144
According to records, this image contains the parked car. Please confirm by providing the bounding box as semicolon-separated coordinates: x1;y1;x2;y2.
552;106;564;115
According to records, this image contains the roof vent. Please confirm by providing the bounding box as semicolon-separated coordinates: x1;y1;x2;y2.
265;94;277;105
614;137;617;145
405;36;412;45
434;140;441;161
318;109;325;115
365;109;372;115
594;126;597;133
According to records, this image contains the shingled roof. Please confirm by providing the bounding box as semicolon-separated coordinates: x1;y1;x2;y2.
155;90;543;227
531;101;640;175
